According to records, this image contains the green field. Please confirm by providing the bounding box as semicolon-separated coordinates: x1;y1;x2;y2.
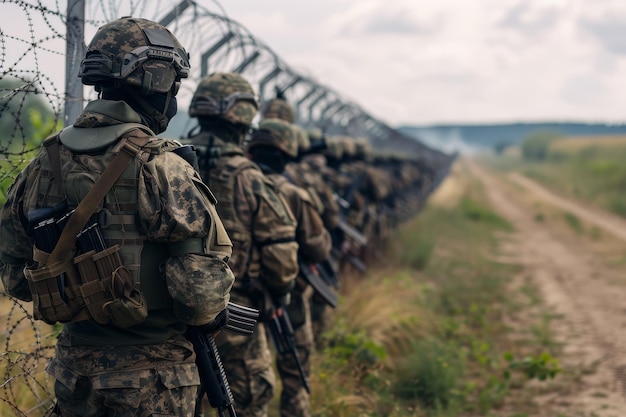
484;135;626;219
301;164;563;417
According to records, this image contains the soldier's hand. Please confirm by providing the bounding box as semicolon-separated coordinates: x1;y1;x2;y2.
198;308;229;335
273;292;291;308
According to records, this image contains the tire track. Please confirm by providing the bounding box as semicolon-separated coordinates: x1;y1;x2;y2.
467;158;626;415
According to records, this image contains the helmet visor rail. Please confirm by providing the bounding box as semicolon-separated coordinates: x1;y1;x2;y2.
190;92;258;115
120;45;190;79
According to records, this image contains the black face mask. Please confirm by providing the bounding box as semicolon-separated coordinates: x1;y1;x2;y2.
100;86;177;134
147;91;177;122
139;91;177;134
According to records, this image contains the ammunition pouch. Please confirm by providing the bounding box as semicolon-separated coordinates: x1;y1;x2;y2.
25;243;147;328
24;249;83;324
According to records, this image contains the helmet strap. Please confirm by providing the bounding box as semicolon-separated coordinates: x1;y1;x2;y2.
125;87;174;134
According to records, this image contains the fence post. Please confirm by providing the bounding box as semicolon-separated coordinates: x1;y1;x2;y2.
64;0;85;127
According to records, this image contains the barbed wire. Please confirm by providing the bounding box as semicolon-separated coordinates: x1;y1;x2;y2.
0;1;455;415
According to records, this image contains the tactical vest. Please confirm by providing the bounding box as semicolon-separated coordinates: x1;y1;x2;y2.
207;153;261;287
31;124;181;318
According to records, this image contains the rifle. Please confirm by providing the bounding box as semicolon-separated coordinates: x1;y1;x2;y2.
332;194;368;247
330;246;367;274
187;302;259;417
265;305;311;394
317;258;340;289
330;192;369;273
298;259;339;308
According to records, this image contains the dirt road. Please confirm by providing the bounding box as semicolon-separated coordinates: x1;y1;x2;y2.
466;157;626;416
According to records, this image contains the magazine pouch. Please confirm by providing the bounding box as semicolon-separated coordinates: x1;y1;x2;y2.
24;248;83;324
75;244;147;328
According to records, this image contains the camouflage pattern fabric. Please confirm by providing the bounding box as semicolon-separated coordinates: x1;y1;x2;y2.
208;290;276;417
187;129;298;417
47;333;199;417
80;17;189;94
262;173;330;417
310;295;333;348
247;118;299;158
0;98;234;416
193;134;298;294
276;285;314;417
260;98;296;123
286;157;340;231
189;72;258;126
267;174;331;264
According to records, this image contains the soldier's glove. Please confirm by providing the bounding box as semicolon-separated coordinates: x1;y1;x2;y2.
273;292;291;308
270;280;295;307
198;308;229;335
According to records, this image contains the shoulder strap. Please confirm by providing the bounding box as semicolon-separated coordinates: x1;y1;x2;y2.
43;134;65;197
46;133;151;266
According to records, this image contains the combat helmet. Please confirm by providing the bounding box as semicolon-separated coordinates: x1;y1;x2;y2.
323;136;344;160
293;124;310;154
189;72;259;126
247;118;299;158
353;137;372;159
261;98;296;123
79;17;190;94
338;136;357;160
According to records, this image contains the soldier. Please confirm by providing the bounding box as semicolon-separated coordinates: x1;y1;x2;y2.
349;138;392;256
321;137;369;276
187;73;299;417
283;127;341;345
260;97;341;346
260;94;297;124
247;118;332;417
0;17;235;417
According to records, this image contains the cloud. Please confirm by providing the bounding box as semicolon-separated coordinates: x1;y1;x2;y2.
579;13;626;55
560;73;606;104
363;11;438;35
203;0;626;125
497;1;560;36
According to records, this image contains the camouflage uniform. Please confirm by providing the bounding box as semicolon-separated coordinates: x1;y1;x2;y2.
284;128;340;233
248;118;332;417
284;132;340;345
260;98;340;347
188;74;299;417
321;137;369;276
0;18;234;417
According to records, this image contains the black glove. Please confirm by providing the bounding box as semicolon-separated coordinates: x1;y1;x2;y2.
270;280;295;307
198;308;229;334
273;292;291;308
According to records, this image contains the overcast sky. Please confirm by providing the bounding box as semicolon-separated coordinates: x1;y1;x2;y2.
4;0;626;127
215;0;626;127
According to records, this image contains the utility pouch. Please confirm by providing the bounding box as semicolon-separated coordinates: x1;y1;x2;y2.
95;245;147;328
105;289;147;328
24;251;83;324
75;244;147;328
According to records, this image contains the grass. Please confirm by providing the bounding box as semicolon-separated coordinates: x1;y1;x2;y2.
0;296;57;417
481;135;626;219
308;164;563;417
1;160;571;417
